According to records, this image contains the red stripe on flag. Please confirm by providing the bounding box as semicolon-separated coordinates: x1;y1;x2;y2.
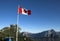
18;7;22;14
28;10;31;15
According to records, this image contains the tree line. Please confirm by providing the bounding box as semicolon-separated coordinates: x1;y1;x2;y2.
0;24;34;41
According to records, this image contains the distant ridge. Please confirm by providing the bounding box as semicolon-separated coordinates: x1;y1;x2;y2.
21;29;60;41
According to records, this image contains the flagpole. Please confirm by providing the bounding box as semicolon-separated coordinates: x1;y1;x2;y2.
16;14;19;41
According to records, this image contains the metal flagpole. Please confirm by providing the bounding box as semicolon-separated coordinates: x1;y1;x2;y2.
16;14;19;41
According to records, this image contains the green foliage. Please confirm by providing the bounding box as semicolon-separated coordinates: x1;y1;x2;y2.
0;24;34;41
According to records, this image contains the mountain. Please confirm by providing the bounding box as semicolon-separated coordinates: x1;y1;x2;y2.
21;29;60;41
21;32;33;37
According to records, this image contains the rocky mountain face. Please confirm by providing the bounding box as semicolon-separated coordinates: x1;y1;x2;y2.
21;29;60;41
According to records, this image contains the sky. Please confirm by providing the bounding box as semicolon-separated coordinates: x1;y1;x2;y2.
0;0;60;33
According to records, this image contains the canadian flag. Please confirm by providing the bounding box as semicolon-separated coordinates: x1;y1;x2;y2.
18;6;31;15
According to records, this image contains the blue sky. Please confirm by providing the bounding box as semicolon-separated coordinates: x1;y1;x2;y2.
0;0;60;33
